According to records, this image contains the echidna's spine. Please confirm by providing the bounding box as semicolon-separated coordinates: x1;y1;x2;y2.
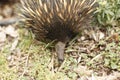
20;0;96;41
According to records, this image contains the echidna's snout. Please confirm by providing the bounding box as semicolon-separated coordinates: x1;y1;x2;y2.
55;41;66;63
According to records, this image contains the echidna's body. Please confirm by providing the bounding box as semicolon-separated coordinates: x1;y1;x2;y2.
20;0;96;63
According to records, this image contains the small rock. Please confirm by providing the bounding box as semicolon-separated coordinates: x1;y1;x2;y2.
81;36;85;41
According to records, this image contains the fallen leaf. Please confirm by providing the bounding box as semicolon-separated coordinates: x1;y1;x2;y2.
4;25;18;37
73;65;93;76
10;38;19;51
0;31;6;42
99;31;105;40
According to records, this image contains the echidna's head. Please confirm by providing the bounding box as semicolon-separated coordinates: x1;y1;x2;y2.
20;0;96;43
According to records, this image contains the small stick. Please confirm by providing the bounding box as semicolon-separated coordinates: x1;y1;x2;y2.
0;17;20;26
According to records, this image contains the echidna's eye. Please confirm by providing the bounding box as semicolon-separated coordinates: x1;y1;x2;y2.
77;12;82;17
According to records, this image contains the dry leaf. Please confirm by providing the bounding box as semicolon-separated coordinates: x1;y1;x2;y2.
10;38;18;51
73;65;93;76
99;31;105;40
0;31;6;42
4;25;18;37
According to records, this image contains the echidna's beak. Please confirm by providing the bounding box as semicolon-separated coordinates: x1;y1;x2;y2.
55;41;66;64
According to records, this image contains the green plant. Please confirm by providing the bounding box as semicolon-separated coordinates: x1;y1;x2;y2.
95;0;120;26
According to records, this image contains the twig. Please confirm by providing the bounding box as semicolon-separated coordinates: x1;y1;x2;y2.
0;17;20;26
18;53;29;80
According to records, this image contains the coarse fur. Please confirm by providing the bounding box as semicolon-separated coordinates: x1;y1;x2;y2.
20;0;97;63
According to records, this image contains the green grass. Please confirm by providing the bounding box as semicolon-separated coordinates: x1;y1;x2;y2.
0;27;120;80
95;0;120;26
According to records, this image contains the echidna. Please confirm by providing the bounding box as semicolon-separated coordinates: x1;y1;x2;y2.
20;0;97;63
